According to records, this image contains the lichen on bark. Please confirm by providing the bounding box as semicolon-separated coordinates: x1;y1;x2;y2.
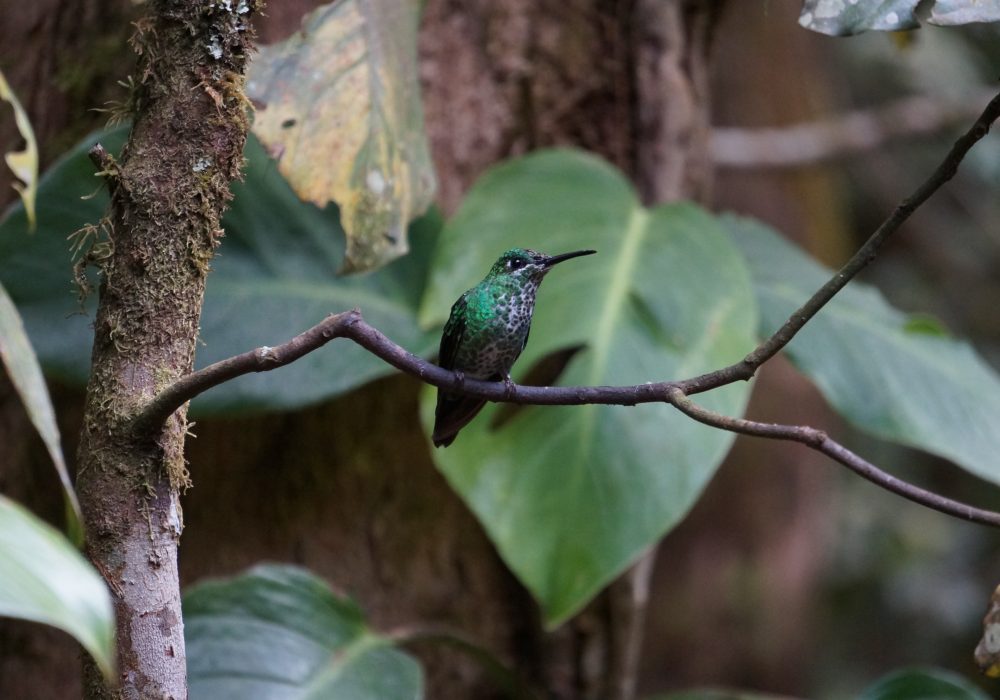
75;1;260;697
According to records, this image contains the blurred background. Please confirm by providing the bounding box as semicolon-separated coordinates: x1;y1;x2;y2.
2;0;1000;698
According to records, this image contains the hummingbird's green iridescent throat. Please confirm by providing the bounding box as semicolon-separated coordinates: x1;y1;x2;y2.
432;247;597;448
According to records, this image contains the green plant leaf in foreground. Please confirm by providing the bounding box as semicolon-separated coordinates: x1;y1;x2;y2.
0;495;114;679
0;283;82;541
185;564;422;700
724;215;1000;487
420;150;757;625
858;667;990;700
248;0;436;273
0;69;39;229
0;126;439;415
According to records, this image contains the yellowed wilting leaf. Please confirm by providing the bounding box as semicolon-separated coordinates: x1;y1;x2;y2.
0;70;39;230
247;0;436;274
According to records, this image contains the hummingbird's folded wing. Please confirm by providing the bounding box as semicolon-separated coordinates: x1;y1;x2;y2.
438;292;468;370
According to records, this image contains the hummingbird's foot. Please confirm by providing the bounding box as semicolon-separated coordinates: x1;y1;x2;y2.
502;374;516;400
453;369;466;392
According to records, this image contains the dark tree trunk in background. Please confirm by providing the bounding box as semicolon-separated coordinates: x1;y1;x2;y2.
0;1;843;698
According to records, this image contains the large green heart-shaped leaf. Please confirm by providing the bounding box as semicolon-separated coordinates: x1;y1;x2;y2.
859;668;990;700
0;495;114;679
185;564;422;700
419;150;757;625
724;215;1000;486
248;0;435;273
0;127;438;415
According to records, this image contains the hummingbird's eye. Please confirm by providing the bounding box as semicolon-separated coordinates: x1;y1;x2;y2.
508;258;526;270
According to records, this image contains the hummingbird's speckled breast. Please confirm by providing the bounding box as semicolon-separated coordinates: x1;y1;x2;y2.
453;277;540;379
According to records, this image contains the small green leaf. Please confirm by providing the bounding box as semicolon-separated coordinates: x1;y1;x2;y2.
421;150;756;625
248;0;436;273
858;667;990;700
185;564;423;700
0;282;82;542
0;69;39;230
902;314;950;337
724;215;1000;487
0;495;114;679
0;126;439;415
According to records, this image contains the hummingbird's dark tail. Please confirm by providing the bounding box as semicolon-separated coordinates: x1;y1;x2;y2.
432;392;490;447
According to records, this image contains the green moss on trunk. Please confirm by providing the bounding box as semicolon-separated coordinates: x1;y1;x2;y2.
75;1;260;697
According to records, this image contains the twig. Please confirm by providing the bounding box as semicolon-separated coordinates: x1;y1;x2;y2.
665;387;1000;528
681;88;1000;395
133;309;366;433
87;143;119;182
129;90;1000;529
711;89;996;168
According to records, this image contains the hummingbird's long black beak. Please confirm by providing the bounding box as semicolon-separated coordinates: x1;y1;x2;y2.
541;249;596;268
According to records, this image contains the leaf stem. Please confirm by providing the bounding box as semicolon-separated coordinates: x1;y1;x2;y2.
389;624;540;700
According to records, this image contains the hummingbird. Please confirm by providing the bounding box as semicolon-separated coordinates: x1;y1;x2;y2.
433;247;596;448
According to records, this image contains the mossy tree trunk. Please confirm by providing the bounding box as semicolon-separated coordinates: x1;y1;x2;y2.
73;1;258;697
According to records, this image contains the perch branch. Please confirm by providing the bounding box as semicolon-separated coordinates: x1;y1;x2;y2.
133;307;680;434
133;309;1000;528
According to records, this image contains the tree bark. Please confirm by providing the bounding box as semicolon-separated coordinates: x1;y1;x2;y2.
633;0;722;205
74;1;257;697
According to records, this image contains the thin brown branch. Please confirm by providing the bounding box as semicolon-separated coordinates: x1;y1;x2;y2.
712;89;996;169
134;309;363;433
681;88;1000;395
87;143;117;176
665;387;1000;528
